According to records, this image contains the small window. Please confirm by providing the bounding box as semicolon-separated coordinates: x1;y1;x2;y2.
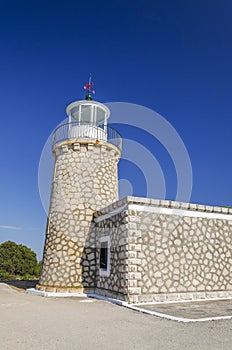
100;241;108;269
99;237;110;276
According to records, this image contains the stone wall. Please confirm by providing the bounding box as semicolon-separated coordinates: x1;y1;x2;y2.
94;197;232;303
93;209;129;300
38;140;120;292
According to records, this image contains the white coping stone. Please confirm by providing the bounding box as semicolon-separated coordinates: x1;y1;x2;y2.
94;202;232;223
94;204;128;222
129;204;232;220
94;196;232;218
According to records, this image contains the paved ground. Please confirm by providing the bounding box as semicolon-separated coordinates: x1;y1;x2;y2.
0;283;232;350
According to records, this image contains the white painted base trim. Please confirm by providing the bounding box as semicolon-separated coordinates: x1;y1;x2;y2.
83;293;232;323
87;293;126;305
124;304;232;323
88;294;232;323
27;288;88;298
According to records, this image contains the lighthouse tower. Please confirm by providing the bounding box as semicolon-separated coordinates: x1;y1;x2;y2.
37;80;121;293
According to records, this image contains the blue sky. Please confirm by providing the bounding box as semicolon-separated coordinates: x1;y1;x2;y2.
0;0;232;259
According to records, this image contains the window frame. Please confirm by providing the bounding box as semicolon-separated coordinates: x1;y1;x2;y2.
99;236;111;277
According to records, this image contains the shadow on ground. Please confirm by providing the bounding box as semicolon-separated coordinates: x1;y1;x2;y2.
0;279;38;290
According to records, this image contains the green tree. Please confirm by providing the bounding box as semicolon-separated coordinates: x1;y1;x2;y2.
0;241;38;276
34;260;42;277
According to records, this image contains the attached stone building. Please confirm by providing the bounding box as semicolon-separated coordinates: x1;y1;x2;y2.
36;96;232;303
93;197;232;303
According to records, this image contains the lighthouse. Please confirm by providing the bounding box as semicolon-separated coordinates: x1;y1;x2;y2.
31;78;232;304
37;80;121;293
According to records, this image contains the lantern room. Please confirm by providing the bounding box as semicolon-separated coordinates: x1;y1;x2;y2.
66;100;110;126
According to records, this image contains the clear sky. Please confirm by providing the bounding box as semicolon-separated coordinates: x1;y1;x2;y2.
0;0;232;259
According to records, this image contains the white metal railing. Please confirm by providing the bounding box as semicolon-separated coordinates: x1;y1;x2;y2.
52;122;122;151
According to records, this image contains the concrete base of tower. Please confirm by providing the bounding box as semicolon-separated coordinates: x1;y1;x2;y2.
36;284;98;294
36;284;86;293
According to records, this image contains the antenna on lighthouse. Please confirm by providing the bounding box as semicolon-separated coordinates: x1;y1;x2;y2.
84;73;95;100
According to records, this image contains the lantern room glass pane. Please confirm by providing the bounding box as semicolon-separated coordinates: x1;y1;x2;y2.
80;105;92;123
95;107;106;124
70;106;79;121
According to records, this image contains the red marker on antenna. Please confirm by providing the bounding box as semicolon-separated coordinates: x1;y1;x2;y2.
84;74;95;100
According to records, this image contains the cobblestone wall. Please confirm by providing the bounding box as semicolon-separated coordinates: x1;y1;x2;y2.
94;197;232;303
38;140;120;292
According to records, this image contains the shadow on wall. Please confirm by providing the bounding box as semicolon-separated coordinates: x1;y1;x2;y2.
81;213;129;301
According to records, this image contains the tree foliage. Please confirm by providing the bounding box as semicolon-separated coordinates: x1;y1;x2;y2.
0;241;40;277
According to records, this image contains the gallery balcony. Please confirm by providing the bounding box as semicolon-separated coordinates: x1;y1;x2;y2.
52;122;122;152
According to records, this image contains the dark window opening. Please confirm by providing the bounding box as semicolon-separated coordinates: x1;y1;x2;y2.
100;241;108;270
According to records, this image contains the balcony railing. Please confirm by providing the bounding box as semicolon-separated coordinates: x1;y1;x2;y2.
52;122;122;152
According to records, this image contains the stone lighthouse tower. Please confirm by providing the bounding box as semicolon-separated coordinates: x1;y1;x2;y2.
37;81;121;293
